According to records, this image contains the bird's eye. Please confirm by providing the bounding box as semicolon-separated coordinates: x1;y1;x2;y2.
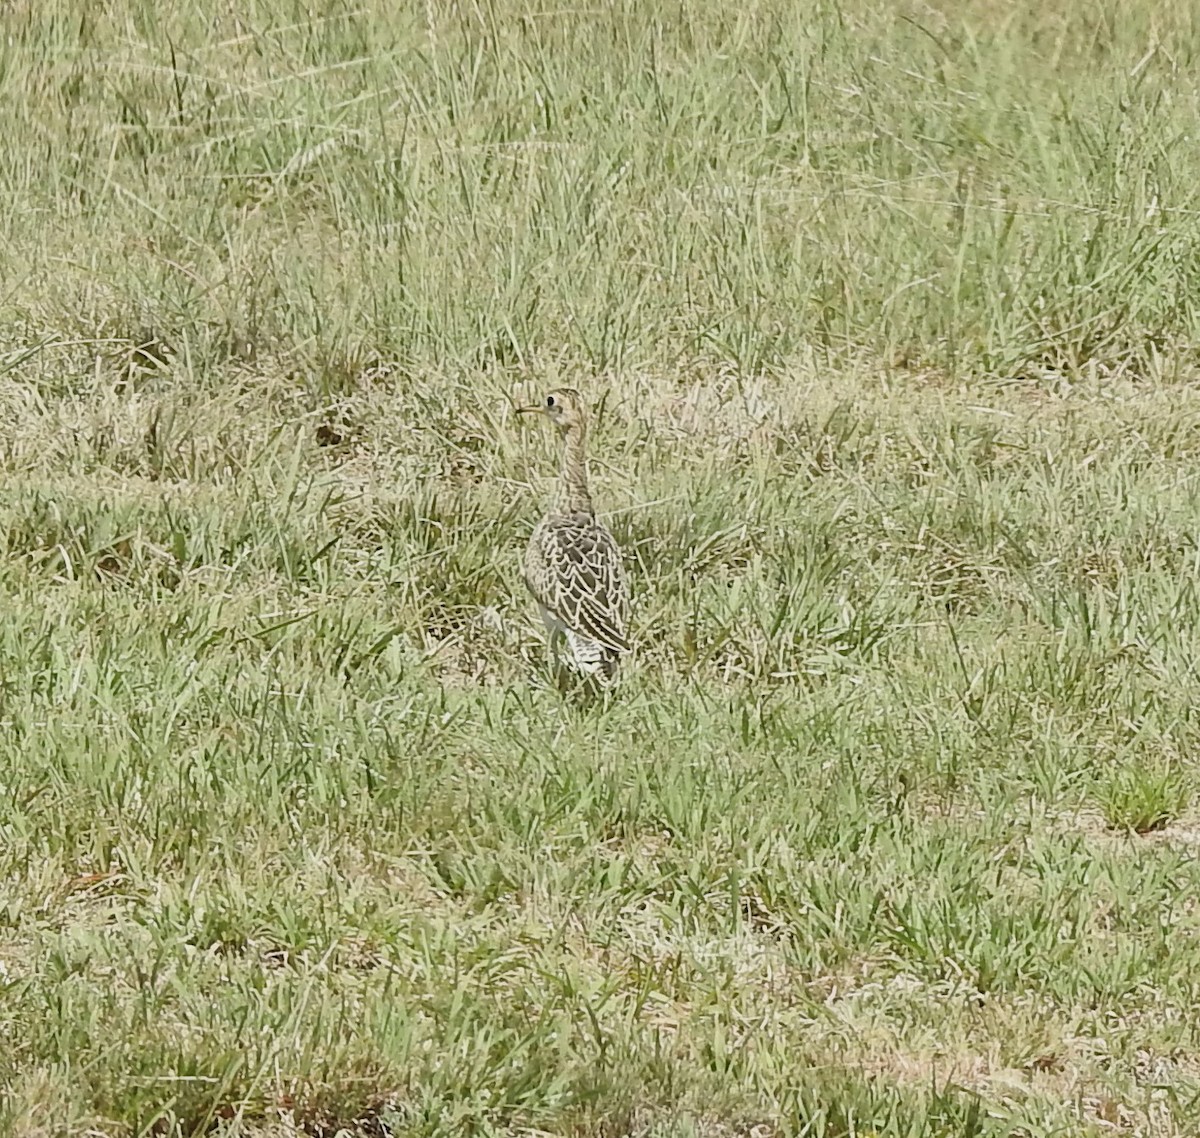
546;395;556;408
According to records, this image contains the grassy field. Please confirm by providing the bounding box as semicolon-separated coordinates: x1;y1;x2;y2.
5;0;1200;1134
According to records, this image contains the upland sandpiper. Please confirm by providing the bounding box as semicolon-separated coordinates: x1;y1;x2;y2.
518;388;631;682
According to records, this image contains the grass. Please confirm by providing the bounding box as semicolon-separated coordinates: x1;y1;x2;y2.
4;0;1200;1134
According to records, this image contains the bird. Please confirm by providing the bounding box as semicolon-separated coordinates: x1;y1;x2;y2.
517;387;631;683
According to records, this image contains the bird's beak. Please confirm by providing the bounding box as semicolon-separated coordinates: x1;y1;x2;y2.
515;405;542;415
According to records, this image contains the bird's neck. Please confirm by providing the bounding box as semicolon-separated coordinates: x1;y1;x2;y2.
555;424;594;516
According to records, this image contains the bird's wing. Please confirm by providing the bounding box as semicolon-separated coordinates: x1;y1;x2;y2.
528;515;630;654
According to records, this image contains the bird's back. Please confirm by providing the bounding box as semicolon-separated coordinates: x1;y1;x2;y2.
525;509;630;670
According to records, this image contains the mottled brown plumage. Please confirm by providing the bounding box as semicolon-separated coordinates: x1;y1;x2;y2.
518;388;630;680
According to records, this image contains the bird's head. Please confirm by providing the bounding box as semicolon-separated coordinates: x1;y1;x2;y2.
517;387;587;434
